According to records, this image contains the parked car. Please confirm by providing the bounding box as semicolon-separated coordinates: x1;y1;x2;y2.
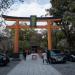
65;51;75;62
0;53;9;66
49;50;66;63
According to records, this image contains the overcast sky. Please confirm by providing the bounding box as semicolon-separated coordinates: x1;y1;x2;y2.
5;0;51;17
0;0;51;34
0;0;51;27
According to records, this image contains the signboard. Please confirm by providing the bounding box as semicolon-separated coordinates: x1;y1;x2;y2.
30;15;37;26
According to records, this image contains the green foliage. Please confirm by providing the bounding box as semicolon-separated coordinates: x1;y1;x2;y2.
56;31;65;40
19;29;31;49
49;0;75;49
0;0;14;11
19;29;48;49
40;30;48;48
57;45;65;51
0;0;24;11
52;30;65;49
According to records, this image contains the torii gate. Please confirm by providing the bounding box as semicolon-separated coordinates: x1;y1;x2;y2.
2;15;61;57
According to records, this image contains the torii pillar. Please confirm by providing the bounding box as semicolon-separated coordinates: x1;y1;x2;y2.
47;20;60;50
13;20;19;58
47;20;52;50
6;20;20;58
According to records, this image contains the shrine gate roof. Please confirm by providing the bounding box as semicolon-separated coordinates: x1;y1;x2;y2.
2;15;61;20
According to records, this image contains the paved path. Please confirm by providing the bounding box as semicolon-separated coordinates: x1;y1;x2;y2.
7;54;62;75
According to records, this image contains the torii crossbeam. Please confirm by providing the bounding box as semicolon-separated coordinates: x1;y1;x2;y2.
2;15;61;58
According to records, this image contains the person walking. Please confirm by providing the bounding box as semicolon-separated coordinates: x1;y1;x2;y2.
23;50;26;60
42;52;47;64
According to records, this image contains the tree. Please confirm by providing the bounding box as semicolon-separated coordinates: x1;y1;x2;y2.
19;29;48;51
47;0;75;50
40;30;48;48
0;0;24;11
19;29;42;50
0;0;24;51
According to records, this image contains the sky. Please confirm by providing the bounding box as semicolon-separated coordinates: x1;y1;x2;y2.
5;0;51;17
0;0;51;34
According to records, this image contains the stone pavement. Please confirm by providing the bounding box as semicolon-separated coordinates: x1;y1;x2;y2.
7;54;62;75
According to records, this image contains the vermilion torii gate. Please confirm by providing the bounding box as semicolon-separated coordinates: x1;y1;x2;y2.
2;15;61;57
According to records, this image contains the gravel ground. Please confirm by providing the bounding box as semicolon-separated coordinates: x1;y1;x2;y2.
0;60;20;75
51;62;75;75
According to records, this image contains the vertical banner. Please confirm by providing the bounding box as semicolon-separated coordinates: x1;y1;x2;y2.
30;15;37;26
